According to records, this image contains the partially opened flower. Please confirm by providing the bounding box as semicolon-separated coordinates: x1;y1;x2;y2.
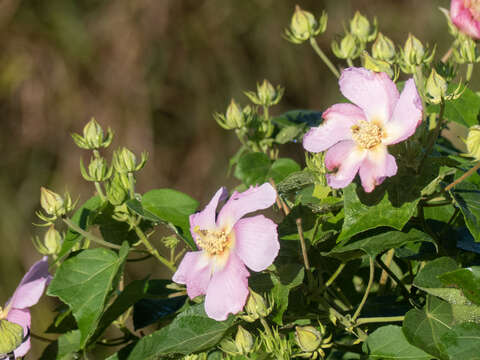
303;67;422;192
0;257;50;358
450;0;480;39
173;183;279;321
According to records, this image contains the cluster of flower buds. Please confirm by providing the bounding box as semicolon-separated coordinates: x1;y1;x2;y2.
259;324;292;359
71;117;113;150
284;5;327;44
37;187;75;224
425;68;463;104
240;289;273;322
106;173;130;206
399;34;435;74
32;225;62;256
295;323;333;359
244;79;284;107
453;34;480;64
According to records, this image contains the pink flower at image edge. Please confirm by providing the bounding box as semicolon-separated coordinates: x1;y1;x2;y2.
2;257;51;358
173;183;279;321
303;67;422;193
451;0;480;39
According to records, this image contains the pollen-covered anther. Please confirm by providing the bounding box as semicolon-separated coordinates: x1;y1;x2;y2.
351;120;383;149
195;228;230;255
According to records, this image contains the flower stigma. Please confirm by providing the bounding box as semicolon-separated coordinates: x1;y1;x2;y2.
193;226;233;256
351;120;383;149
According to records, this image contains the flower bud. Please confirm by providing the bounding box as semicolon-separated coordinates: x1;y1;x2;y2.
113;147;147;173
162;235;179;249
235;326;254;355
284;6;327;44
465;125;480;161
226;99;244;128
404;33;425;64
242;289;271;321
244;80;284;107
295;326;322;353
44;226;62;255
331;33;361;60
80;156;112;182
453;34;479;64
0;319;23;355
71;118;113;150
107;173;129;205
361;51;394;79
426;69;448;104
40;187;64;216
349;11;377;43
372;33;396;62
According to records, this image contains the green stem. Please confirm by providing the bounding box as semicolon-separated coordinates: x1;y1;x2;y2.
467;63;474;82
419;101;445;170
346;58;354;67
352;257;374;322
375;255;411;302
133;225;176;272
62;218;121;249
94;181;106;202
356;315;405;325
128;173;136;199
325;263;346;288
260;317;274;339
445;161;480;191
310;37;340;78
295;218;314;288
263;106;269;121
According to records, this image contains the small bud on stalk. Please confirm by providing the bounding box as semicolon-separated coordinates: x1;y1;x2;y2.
244;79;284;107
465;125;480;161
372;33;396;62
241;289;272;322
71;117;113;150
284;5;327;44
80;156;112;182
37;187;75;223
33;225;62;255
235;326;254;355
295;326;322;353
107;173;130;205
331;33;361;60
399;34;435;74
349;11;377;43
112;147;147;173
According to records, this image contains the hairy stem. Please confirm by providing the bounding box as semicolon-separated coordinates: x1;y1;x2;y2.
310;37;340;78
133;225;176;272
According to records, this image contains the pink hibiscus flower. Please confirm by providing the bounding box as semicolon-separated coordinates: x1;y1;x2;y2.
451;0;480;39
303;67;422;193
173;183;279;321
0;257;50;358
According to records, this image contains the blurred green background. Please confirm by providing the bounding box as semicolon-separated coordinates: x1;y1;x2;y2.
0;0;453;356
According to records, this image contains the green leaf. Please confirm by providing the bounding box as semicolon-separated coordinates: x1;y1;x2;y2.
403;296;454;360
428;85;480;127
274;125;304;144
271;263;305;325
339;183;419;242
110;304;234;359
363;325;430;359
451;183;480;242
276;170;316;194
40;330;81;360
326;229;433;261
234;152;271;186
271;110;322;129
414;257;467;305
47;243;129;348
141;189;199;249
267;158;300;184
59;196;102;258
441;322;480;359
439;267;480;306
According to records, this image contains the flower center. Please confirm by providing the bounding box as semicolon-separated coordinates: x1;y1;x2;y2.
194;227;232;256
466;0;480;20
351;120;383;149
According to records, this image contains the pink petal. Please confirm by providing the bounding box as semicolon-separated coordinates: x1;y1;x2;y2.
303;103;365;153
190;187;228;243
451;0;480;39
325;140;367;189
233;215;279;272
217;183;276;230
383;78;423;145
204;252;249;321
9;257;50;310
339;67;399;124
7;308;31;358
359;145;398;192
172;251;212;299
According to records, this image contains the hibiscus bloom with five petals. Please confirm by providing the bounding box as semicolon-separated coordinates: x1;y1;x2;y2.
303;67;423;193
173;183;279;321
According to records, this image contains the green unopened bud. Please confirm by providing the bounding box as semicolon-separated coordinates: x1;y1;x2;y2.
80;157;112;182
113;147;147;173
331;33;361;60
226;99;244;128
295;326;322;353
0;320;23;355
40;187;64;216
235;326;254;355
362;52;394;78
465;125;480;161
242;289;271;321
350;11;377;43
244;80;284;107
106;173;129;205
453;34;479;64
44;226;62;254
162;235;179;249
404;34;425;63
372;33;396;61
71;118;113;150
284;5;327;44
426;69;448;104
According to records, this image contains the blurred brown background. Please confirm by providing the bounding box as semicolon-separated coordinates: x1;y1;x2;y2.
0;0;452;357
